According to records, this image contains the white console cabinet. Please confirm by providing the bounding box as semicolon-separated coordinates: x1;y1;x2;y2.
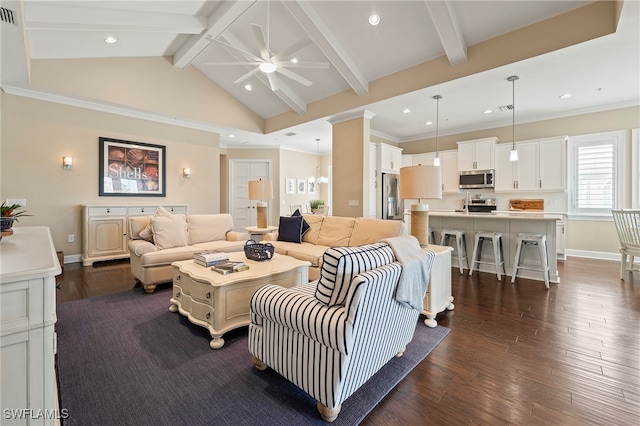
422;244;454;327
1;227;61;425
82;204;188;265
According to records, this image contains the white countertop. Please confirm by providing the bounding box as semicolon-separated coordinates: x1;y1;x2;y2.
428;210;563;220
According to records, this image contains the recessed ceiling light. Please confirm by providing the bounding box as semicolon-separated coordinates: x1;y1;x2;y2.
402;108;411;114
483;109;493;114
229;134;235;138
368;14;380;26
244;84;252;91
425;121;433;125
104;36;117;44
290;57;298;64
559;93;573;99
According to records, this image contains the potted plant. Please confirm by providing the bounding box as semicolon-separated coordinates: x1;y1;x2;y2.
309;199;325;214
1;202;30;231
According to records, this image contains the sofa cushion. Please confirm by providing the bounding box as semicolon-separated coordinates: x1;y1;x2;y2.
269;241;328;267
315;243;395;306
140;245;203;267
316;216;356;247
291;209;310;236
278;216;304;243
129;216;152;241
302;215;324;244
188;214;233;244
349;218;403;246
151;216;189;250
139;206;173;240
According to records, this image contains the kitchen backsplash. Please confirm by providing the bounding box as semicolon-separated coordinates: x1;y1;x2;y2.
414;189;568;213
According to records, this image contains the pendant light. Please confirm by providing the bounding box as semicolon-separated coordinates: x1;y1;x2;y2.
315;138;328;185
432;95;442;167
507;75;519;162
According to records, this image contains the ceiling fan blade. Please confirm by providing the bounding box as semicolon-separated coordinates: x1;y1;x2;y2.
213;39;263;63
271;38;312;63
276;67;313;87
267;73;279;91
280;61;330;69
204;62;263;66
234;67;261;84
250;24;271;61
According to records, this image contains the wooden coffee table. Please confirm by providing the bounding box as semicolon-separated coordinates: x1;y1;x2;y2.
169;252;309;349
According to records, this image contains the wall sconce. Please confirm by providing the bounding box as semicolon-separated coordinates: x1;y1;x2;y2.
183;168;191;178
63;156;73;170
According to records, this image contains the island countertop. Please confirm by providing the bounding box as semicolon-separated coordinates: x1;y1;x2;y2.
428;210;563;220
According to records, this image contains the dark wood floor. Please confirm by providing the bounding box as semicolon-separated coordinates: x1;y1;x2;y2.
56;257;640;425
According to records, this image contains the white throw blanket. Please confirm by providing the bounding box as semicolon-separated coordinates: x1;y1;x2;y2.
381;235;433;311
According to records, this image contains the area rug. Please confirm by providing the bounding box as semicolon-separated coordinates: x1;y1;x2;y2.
56;287;450;425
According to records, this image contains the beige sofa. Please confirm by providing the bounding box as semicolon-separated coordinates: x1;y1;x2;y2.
263;215;404;281
128;212;249;293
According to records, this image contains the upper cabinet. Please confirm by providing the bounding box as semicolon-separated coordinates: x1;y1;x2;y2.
457;137;498;171
402;150;458;194
378;143;403;174
494;136;567;192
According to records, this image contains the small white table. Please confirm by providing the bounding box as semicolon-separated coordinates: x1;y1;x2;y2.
170;252;309;348
422;244;455;328
245;225;278;239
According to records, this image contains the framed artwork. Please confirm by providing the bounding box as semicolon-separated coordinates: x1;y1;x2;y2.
297;178;306;194
285;177;296;194
307;177;316;195
99;137;166;196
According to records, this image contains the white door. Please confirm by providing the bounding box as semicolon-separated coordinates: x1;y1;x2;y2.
230;160;271;230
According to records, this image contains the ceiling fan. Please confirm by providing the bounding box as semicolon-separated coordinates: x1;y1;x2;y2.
205;23;329;91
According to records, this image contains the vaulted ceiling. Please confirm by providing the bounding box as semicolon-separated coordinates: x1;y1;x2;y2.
2;1;638;153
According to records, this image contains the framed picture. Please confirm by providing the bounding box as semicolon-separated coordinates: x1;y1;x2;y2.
285;177;296;195
99;137;166;197
307;177;316;195
297;178;306;194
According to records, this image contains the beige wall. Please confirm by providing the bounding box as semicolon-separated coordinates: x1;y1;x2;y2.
332;116;369;217
1;93;220;256
278;150;330;216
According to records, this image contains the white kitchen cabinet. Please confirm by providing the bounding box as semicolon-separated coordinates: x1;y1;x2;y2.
440;150;460;193
401;154;413;168
494;136;566;192
1;227;60;426
556;219;566;259
378;143;403;173
82;204;188;265
457;137;497;171
411;153;432;166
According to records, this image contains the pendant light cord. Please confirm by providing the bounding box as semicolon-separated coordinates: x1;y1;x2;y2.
433;95;442;158
507;75;519;150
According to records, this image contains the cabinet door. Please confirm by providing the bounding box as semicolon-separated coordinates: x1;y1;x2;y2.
401;154;413;168
87;217;127;257
539;138;565;190
494;143;516;191
457;143;475;170
474;139;495;170
412;153;429;166
514;141;539;191
441;150;459;193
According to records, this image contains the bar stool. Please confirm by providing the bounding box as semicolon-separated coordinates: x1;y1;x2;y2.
440;229;468;274
428;227;436;245
469;231;506;281
511;233;550;289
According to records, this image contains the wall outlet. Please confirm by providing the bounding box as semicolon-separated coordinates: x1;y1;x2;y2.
6;198;26;206
68;234;74;243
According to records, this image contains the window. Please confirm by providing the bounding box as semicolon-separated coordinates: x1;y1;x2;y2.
568;130;625;217
633;129;639;209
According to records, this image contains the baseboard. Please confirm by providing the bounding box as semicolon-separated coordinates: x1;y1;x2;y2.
565;249;620;262
63;254;82;264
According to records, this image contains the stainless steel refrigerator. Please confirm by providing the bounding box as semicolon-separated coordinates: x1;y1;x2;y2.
381;173;403;220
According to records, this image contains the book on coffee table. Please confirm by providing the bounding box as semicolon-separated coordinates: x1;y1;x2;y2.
211;261;249;275
194;251;228;266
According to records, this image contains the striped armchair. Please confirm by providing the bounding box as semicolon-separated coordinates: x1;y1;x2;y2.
248;242;433;422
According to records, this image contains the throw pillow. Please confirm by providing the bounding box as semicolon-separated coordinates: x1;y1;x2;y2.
277;216;304;243
291;209;310;236
151;216;189;250
139;206;172;240
315;243;395;306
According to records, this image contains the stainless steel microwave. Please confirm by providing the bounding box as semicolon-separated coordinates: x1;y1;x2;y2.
459;169;495;189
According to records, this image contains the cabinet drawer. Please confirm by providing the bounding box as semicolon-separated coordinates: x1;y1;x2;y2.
127;206;156;216
165;205;187;215
191;279;214;303
190;299;214;325
172;284;192;312
87;207;127;216
173;270;192;296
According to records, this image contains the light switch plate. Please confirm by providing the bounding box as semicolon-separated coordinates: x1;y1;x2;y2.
348;200;360;207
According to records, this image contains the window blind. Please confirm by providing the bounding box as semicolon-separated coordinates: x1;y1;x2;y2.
576;142;615;209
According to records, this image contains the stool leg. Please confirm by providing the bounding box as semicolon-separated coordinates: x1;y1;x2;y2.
499;237;506;277
469;234;480;276
539;238;550;289
440;233;447;246
461;234;469;270
511;241;523;283
493;237;502;281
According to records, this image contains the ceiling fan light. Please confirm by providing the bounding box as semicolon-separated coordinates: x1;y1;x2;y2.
259;62;276;74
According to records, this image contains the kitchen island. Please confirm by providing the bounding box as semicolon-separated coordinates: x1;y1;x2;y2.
428;211;563;284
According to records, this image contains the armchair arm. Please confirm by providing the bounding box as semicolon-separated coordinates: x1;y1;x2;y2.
226;231;250;242
251;285;349;354
263;232;278;241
